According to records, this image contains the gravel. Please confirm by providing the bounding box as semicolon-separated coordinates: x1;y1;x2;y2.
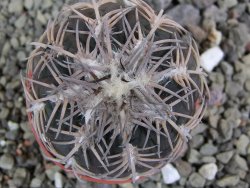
0;0;250;187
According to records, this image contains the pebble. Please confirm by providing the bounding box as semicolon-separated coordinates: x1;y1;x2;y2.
244;79;250;92
235;134;249;155
188;149;201;164
188;173;206;188
24;0;33;10
234;155;249;171
166;5;200;26
218;0;238;9
216;175;240;187
13;168;27;186
37;10;47;25
198;163;218;180
204;5;228;23
8;121;19;131
225;81;243;97
218;119;233;141
200;46;224;72
192;0;216;9
30;177;43;188
8;0;23;14
175;160;192;177
220;61;234;77
14;15;27;29
216;151;234;164
0;153;14;170
200;143;218;156
161;163;181;184
54;172;64;188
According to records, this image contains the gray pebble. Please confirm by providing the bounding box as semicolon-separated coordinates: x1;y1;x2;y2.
244;79;250;92
13;168;27;187
200;143;218;156
190;134;204;149
175;160;192;177
220;61;234;77
188;173;206;188
192;0;216;9
14;15;27;29
216;150;234;164
234;155;249;171
0;153;14;170
0;107;10;119
30;177;43;188
24;0;33;10
204;5;227;23
235;134;249;155
8;0;23;14
166;4;200;26
218;119;233;141
188;149;202;164
216;175;240;187
218;0;238;9
201;156;216;163
225;81;243;97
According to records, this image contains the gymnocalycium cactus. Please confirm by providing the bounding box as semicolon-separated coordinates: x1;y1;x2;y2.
21;0;209;183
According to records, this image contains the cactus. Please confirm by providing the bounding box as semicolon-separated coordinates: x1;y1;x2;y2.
21;0;209;183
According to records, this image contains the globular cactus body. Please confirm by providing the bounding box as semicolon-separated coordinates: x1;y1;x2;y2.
22;0;208;183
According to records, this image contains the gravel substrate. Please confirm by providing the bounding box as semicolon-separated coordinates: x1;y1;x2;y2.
0;0;250;188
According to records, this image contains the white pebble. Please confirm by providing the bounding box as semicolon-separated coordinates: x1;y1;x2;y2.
200;46;224;72
198;163;218;180
161;163;181;184
54;172;63;188
8;121;19;131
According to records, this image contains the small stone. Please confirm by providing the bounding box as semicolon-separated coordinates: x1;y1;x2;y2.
8;0;23;14
216;151;234;164
235;134;249;155
200;46;224;72
0;153;14;170
13;168;27;187
24;0;33;9
166;5;200;26
190;135;204;149
198;163;218;180
242;54;250;65
0;107;10;119
120;183;133;188
244;79;250;92
54;172;64;188
234;155;248;171
220;61;234;76
45;166;61;181
188;149;201;164
208;27;222;46
192;0;216;9
30;178;43;188
10;37;19;49
37;10;47;25
8;121;19;131
204;5;228;23
188;173;206;188
200;143;218;156
161;163;181;184
175;160;192;177
218;0;238;9
217;175;240;187
201;156;216;163
42;0;53;9
186;25;207;43
14;15;27;29
218;119;233;141
225;81;243;97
